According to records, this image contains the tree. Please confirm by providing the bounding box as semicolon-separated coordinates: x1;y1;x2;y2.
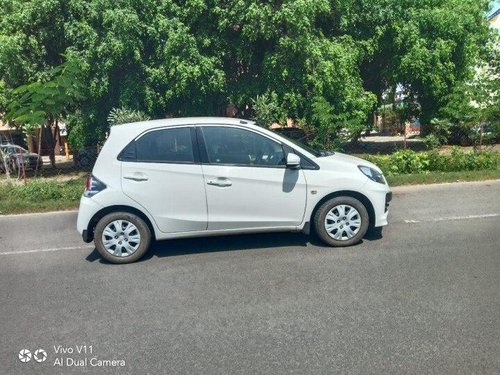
0;0;494;151
338;0;491;127
4;57;86;167
1;0;227;147
438;29;500;145
107;107;150;126
213;0;376;145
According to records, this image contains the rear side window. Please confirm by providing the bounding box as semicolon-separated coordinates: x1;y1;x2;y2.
119;127;194;163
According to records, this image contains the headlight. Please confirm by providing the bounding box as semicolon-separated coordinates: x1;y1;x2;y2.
358;165;386;184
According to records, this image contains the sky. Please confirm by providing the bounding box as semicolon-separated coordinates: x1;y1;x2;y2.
490;0;500;16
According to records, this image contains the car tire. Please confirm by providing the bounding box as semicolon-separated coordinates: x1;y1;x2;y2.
313;196;369;247
94;212;152;264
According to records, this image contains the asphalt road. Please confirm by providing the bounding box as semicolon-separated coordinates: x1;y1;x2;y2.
1;180;499;374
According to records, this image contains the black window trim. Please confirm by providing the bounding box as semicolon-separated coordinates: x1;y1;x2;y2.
197;125;290;169
195;124;319;170
117;125;200;165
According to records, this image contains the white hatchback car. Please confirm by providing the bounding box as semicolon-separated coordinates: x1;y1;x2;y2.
77;117;391;263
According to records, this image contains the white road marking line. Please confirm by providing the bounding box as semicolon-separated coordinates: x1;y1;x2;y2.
0;245;94;256
0;210;78;218
404;213;499;224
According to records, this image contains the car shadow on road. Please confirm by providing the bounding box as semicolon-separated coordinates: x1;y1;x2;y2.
86;232;312;264
150;232;314;259
85;229;384;264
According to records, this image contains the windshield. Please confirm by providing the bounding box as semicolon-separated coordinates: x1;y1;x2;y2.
274;131;333;158
1;145;27;154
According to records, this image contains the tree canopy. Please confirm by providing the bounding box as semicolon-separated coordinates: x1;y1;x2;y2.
0;0;494;148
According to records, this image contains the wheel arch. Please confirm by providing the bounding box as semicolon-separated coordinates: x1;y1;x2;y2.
86;205;157;242
310;190;376;230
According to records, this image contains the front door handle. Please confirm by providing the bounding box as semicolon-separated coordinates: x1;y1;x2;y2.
207;178;232;187
124;174;149;182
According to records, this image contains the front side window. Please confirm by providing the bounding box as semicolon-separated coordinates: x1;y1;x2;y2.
201;127;285;167
120;127;194;163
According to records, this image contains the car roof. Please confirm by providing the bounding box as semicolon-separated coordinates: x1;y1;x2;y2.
104;117;316;160
114;117;254;133
109;117;258;146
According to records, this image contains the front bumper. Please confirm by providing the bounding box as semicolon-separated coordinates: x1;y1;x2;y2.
385;191;392;212
364;179;391;227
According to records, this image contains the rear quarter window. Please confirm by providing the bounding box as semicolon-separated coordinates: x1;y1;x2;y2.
119;127;194;163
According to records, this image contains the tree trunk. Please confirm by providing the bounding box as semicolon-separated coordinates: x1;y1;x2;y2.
37;127;43;156
35;127;43;174
46;118;57;168
27;134;34;153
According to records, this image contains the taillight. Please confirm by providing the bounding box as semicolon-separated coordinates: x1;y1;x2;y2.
84;175;107;197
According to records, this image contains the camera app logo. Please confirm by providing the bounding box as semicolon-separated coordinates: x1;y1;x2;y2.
18;348;47;364
34;349;47;363
18;349;32;363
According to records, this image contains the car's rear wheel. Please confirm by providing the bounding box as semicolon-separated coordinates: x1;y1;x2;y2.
94;212;152;264
314;196;369;247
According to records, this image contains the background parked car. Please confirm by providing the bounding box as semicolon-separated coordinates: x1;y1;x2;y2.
73;146;99;169
447;122;500;146
273;127;312;143
0;144;43;173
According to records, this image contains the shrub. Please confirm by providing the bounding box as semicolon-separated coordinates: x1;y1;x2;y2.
387;149;430;175
363;149;499;175
252;92;286;128
107;107;150;126
423;134;442;150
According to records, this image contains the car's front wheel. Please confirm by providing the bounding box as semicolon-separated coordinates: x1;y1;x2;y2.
94;212;152;264
314;196;369;247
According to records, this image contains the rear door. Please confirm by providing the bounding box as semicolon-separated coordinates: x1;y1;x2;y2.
198;125;307;230
120;126;207;233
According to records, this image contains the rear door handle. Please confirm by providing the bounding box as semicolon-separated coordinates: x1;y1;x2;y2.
124;174;149;182
207;178;232;187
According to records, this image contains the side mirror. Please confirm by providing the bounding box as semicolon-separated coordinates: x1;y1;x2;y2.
286;153;301;168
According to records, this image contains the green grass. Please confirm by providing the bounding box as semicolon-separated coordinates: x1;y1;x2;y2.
0;177;86;215
386;168;500;186
0;167;499;215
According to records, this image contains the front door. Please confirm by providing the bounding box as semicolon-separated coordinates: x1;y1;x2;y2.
199;126;307;230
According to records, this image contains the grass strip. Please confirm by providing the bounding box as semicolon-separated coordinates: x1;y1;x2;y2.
386;168;500;186
0;177;86;215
